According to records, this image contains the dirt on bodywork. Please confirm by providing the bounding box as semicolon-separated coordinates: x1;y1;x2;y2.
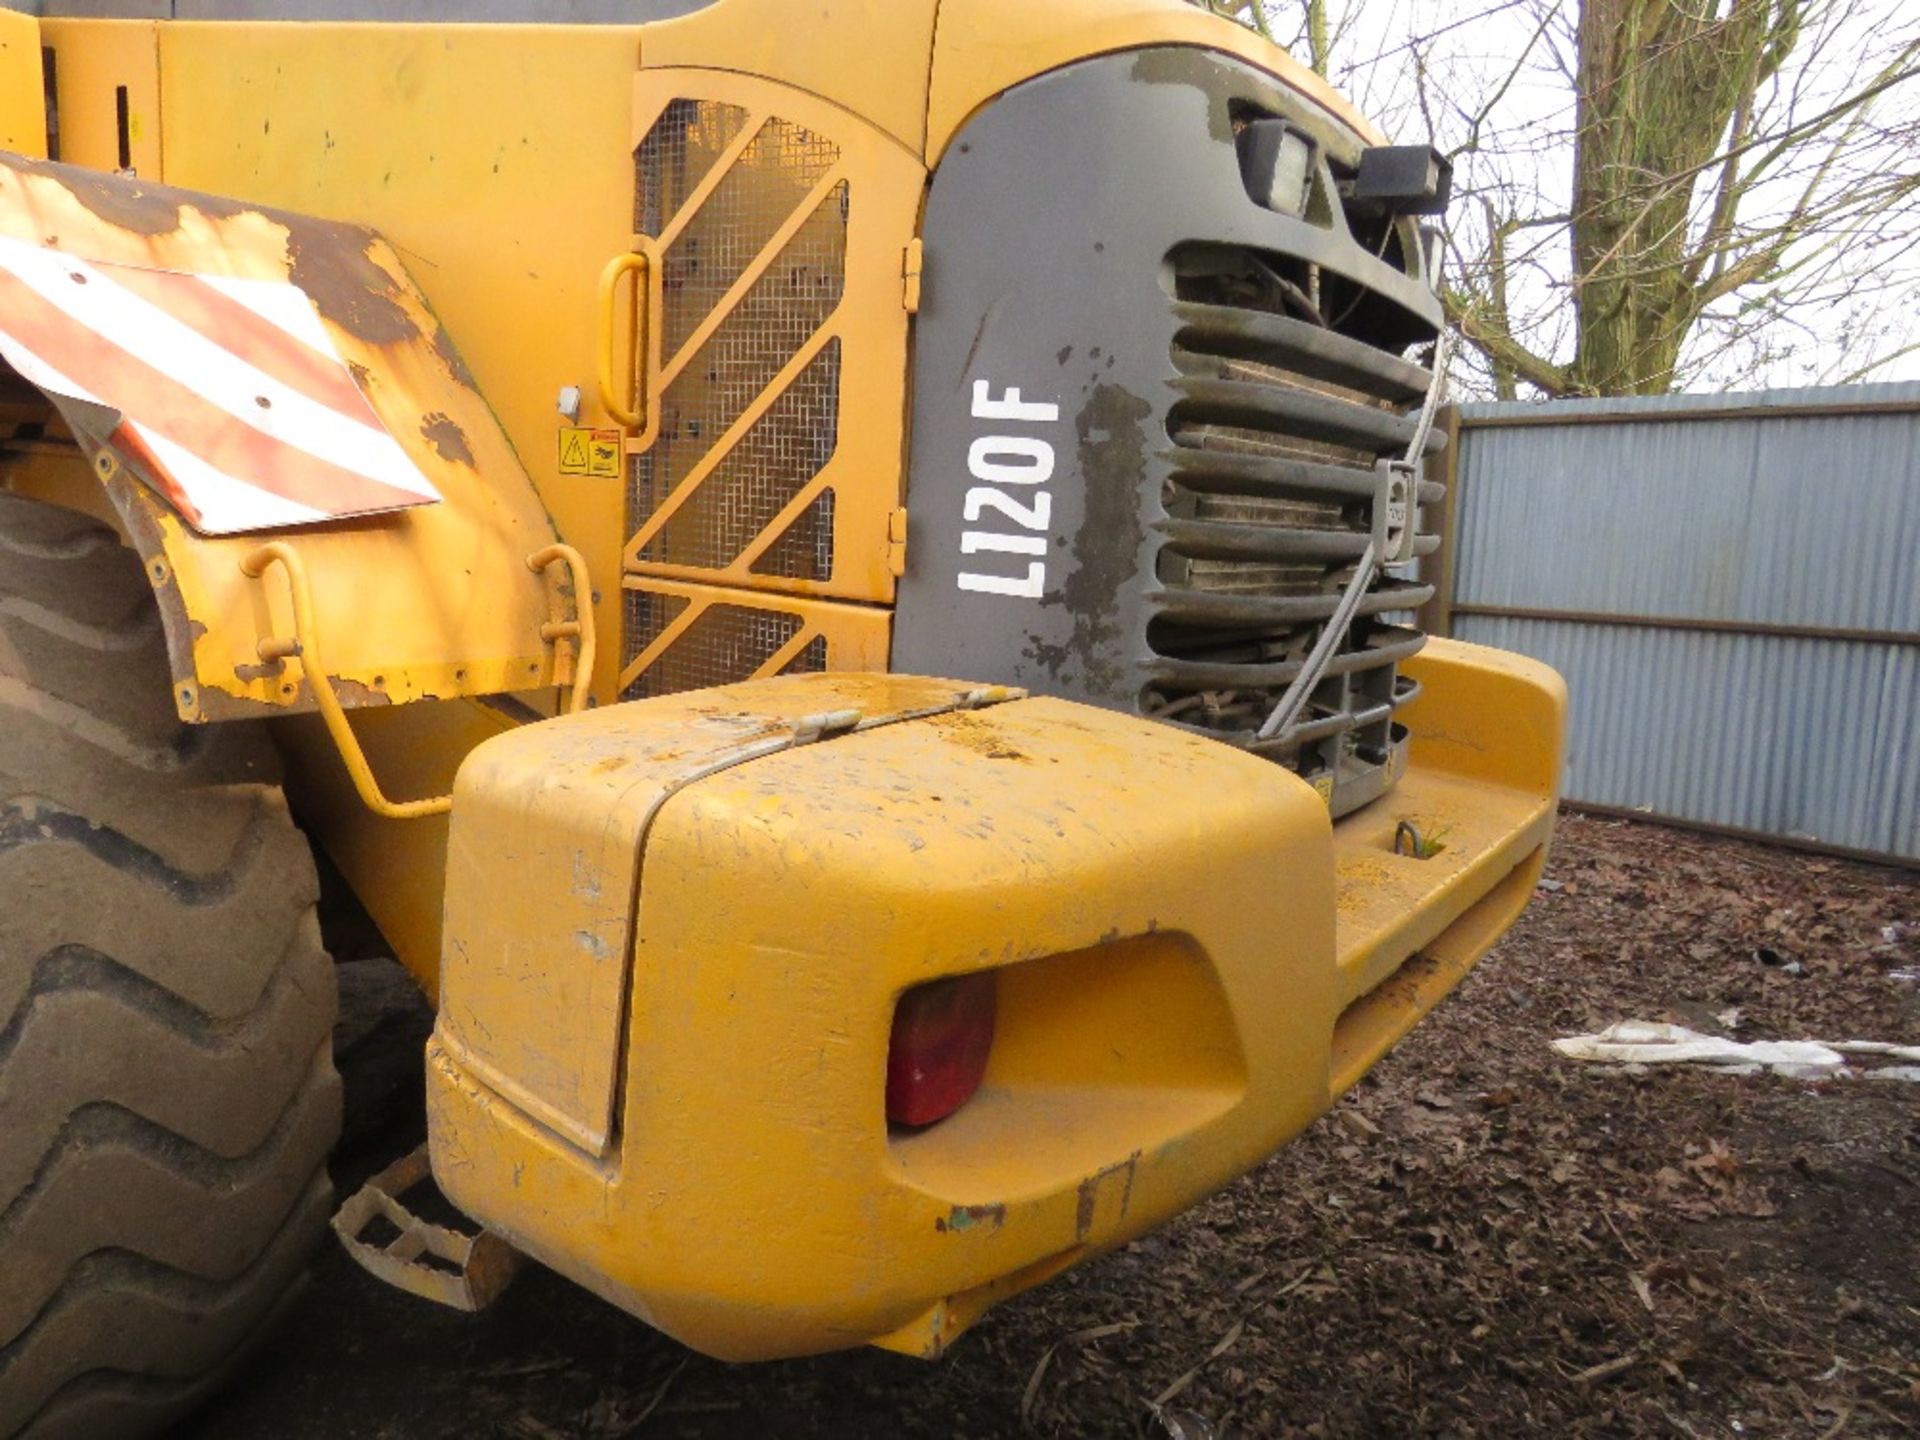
190;812;1919;1439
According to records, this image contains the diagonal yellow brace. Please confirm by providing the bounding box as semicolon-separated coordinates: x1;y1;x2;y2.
654;111;769;252
655;163;848;393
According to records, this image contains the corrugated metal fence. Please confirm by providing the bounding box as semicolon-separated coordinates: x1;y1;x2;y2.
1421;382;1919;865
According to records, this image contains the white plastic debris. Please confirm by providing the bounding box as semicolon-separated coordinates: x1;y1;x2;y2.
1832;1040;1920;1062
1552;1023;1920;1081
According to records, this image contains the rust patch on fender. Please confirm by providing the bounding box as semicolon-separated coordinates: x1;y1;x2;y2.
420;412;474;467
329;676;395;709
0;151;221;237
432;323;479;390
1;153;421;348
283;218;417;345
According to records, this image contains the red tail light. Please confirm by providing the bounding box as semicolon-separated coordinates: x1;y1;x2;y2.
885;972;997;1128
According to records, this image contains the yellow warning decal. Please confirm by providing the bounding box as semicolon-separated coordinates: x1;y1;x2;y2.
1311;772;1335;805
559;427;624;478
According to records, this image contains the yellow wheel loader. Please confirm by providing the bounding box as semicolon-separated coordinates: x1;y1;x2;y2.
0;2;1564;1434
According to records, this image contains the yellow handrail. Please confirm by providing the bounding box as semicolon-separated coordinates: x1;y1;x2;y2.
595;250;650;430
527;542;597;718
241;542;454;820
241;540;598;821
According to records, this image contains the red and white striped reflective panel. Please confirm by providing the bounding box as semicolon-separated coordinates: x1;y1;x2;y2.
0;233;442;535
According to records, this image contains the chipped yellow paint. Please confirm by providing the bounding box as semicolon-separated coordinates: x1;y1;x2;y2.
137;18;648;708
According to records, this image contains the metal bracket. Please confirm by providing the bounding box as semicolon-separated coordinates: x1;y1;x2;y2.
902;237;924;314
242;542;456;821
1372;457;1417;567
791;708;864;744
886;506;910;579
528;542;598;717
331;1145;522;1313
243;540;598;821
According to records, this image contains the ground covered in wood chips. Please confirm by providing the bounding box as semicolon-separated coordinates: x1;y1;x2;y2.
185;813;1919;1440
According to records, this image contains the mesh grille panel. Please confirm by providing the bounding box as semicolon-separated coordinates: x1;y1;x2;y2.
621;601;804;701
621;588;692;662
643;340;843;573
650;119;841;360
627;95;849;626
635;99;753;237
637;193;847;500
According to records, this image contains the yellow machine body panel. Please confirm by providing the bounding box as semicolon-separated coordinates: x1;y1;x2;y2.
924;0;1383;162
0;11;42;160
26;0;1378;716
10;0;1447;989
640;0;940;154
428;643;1562;1361
134;18;644;703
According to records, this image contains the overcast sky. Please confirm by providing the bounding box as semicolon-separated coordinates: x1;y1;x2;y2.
1244;0;1920;394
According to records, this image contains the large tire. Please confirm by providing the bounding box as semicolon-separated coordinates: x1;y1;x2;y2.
0;494;341;1439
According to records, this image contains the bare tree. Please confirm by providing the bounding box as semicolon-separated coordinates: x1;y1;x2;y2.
1203;3;1335;75
1203;1;1920;396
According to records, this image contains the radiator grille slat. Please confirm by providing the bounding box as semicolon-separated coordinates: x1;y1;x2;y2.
1152;243;1441;810
1172;300;1433;403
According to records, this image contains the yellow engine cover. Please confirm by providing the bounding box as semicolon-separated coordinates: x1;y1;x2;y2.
427;671;1340;1361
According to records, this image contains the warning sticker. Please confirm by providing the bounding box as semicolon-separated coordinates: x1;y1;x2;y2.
559;427;624;478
